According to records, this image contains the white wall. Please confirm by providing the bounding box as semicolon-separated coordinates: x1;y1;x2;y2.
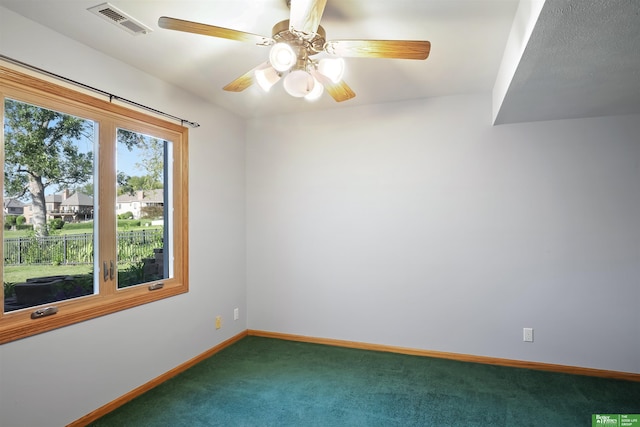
0;7;246;427
2;4;639;426
246;94;640;375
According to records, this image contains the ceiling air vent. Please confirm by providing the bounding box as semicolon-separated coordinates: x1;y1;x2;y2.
88;2;152;36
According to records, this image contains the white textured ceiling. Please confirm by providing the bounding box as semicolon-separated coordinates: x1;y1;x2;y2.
1;0;639;124
495;0;640;124
0;0;519;118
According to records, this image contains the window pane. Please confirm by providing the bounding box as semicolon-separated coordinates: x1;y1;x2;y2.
116;128;172;289
3;98;97;313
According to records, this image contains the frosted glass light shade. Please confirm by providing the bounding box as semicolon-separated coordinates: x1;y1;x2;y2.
255;64;281;92
269;43;296;72
283;70;315;97
318;57;345;83
304;78;324;101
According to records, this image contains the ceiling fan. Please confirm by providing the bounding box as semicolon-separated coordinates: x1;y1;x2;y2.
158;0;431;102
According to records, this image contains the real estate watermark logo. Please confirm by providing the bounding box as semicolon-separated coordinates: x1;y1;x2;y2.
592;414;640;427
594;415;619;426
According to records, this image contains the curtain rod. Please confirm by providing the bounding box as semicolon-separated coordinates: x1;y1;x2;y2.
0;55;200;128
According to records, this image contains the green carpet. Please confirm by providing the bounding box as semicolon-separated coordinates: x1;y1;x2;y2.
90;336;640;426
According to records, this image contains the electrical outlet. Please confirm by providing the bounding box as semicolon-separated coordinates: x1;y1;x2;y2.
215;316;222;330
523;328;534;342
234;308;239;321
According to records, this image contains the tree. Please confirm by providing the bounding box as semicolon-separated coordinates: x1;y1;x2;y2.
4;99;93;236
134;137;164;189
117;174;163;196
72;182;95;197
141;205;163;219
117;129;165;195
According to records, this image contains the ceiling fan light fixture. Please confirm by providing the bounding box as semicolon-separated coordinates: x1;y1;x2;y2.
318;57;345;83
255;64;281;92
159;1;431;103
283;70;316;98
269;43;296;72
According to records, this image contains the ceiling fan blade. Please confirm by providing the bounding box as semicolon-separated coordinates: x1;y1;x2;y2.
223;62;283;92
223;67;258;92
158;16;273;46
311;70;356;102
289;0;327;38
324;80;356;102
325;40;431;60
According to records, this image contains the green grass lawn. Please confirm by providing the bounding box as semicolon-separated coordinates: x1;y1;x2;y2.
3;225;162;238
3;264;93;284
4;229;82;238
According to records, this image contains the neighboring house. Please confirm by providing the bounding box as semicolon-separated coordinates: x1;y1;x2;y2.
44;190;65;214
3;198;25;216
20;189;164;224
116;189;164;219
22;189;94;224
55;191;94;222
22;204;33;225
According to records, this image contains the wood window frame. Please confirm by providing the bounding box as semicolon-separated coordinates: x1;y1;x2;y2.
0;66;189;344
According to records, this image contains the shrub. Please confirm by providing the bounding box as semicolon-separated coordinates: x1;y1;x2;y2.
4;282;16;298
117;219;141;228
118;211;134;220
5;215;17;227
49;218;65;230
118;262;145;288
16;215;26;226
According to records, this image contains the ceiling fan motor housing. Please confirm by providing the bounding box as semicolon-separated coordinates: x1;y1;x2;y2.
272;20;326;56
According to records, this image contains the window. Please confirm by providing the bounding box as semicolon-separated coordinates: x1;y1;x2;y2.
1;66;188;344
